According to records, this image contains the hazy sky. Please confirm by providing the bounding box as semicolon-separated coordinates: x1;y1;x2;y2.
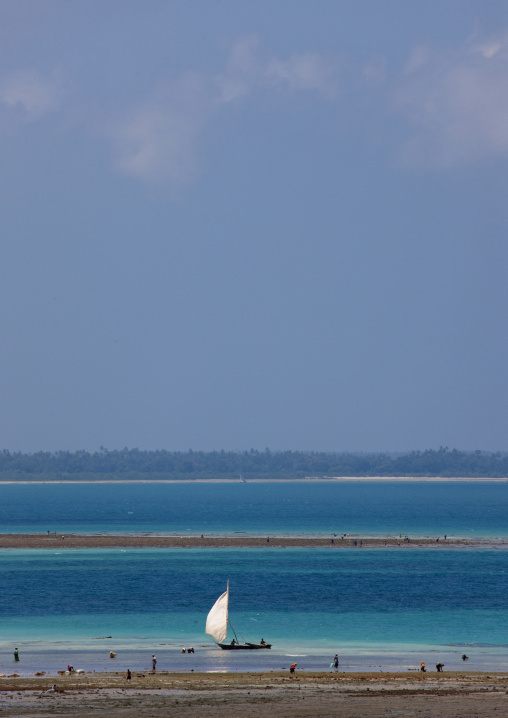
1;0;507;453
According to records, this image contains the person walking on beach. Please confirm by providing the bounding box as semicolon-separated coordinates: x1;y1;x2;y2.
126;669;131;681
151;654;157;671
14;648;19;662
420;662;426;672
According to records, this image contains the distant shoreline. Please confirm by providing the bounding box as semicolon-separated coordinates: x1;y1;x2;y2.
1;533;506;549
0;476;506;484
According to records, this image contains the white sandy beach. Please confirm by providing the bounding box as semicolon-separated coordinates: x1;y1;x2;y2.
0;476;506;484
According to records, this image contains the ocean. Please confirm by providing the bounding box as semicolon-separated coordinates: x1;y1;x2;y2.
1;480;508;536
0;481;507;675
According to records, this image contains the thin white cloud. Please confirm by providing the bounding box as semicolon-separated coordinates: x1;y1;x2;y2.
4;28;508;187
476;40;503;59
215;35;339;103
2;69;65;120
0;35;338;190
110;37;339;188
265;52;338;98
393;34;508;167
215;35;262;104
107;73;212;189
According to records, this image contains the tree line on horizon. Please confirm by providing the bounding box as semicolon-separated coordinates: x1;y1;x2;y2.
0;447;507;480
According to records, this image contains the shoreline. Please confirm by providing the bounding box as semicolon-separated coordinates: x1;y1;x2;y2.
0;533;507;549
0;476;507;484
1;671;507;717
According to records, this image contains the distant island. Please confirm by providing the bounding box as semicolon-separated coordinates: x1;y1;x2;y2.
0;447;507;481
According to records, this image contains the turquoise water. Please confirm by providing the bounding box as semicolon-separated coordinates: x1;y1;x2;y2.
1;481;507;536
1;547;507;674
1;481;508;674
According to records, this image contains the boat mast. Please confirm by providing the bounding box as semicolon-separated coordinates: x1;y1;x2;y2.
225;579;240;643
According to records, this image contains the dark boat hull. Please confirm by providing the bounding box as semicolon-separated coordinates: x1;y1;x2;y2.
218;642;272;650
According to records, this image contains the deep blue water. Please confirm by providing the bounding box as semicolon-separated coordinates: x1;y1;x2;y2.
1;481;507;536
1;547;507;624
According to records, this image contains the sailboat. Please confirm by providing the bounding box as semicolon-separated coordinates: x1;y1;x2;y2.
205;581;271;650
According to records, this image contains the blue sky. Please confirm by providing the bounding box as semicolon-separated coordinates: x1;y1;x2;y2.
1;0;507;453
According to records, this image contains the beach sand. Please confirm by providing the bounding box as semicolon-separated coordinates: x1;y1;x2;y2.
1;671;507;717
0;533;506;549
0;477;505;483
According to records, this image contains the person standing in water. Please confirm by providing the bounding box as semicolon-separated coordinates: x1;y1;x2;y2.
151;655;157;671
333;653;339;669
14;648;19;662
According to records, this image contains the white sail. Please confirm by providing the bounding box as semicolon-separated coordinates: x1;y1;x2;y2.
205;583;229;643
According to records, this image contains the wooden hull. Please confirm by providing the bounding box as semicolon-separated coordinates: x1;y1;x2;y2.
218;642;272;650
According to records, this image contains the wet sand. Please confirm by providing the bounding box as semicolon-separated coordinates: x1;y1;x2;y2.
1;671;507;717
0;533;506;549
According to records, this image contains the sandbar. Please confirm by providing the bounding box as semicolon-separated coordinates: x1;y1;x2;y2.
0;533;506;549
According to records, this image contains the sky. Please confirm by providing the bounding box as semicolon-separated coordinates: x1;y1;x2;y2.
1;0;507;454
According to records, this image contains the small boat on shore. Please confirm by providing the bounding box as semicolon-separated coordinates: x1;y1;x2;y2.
206;581;271;650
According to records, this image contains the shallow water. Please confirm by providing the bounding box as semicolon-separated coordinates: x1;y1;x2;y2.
2;641;505;677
